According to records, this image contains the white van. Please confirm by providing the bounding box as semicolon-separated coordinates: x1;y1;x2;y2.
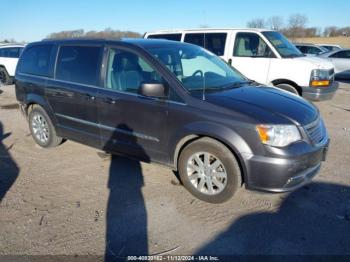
0;44;25;85
144;28;338;101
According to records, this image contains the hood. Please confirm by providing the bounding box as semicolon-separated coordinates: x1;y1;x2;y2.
294;56;334;70
201;85;318;126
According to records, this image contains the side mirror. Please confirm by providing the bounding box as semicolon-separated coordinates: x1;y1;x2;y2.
139;81;167;98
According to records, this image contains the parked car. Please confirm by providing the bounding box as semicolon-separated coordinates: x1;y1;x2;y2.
319;49;350;79
294;43;328;56
144;29;337;101
0;44;25;85
316;44;342;52
15;39;329;203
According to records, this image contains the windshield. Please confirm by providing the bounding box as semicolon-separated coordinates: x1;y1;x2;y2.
146;44;246;92
262;31;304;58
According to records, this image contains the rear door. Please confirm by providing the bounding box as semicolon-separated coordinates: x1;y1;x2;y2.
96;46;170;162
45;44;103;147
229;32;275;84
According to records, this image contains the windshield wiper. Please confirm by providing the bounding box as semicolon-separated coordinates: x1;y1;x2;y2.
190;81;249;94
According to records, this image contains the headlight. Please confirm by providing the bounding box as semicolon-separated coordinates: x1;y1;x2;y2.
310;69;330;87
256;125;301;147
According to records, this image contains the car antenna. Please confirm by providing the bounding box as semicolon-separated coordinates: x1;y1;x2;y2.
202;34;206;101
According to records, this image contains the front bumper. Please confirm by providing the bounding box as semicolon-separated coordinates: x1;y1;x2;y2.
243;139;329;192
302;81;338;101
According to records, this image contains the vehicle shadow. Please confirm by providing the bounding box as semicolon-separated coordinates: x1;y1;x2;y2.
0;121;19;203
195;182;350;256
104;124;149;261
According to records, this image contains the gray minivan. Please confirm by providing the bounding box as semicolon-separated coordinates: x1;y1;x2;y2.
15;38;329;203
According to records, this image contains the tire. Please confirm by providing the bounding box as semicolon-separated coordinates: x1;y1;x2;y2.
0;67;11;86
28;105;62;148
178;137;241;203
275;83;300;95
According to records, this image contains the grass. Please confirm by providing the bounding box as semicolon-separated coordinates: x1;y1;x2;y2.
294;37;350;48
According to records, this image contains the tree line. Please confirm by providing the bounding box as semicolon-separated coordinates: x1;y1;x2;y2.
247;14;349;39
45;28;142;40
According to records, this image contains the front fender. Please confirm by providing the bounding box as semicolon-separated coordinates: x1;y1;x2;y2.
170;121;253;176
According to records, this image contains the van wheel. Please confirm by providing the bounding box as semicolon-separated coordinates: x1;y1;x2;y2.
28;105;62;148
275;83;300;95
178;137;241;203
0;67;10;85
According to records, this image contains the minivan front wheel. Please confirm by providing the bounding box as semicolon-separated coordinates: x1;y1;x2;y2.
0;67;10;86
29;105;62;148
178;137;241;203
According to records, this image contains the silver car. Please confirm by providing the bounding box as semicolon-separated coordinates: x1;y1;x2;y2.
319;49;350;79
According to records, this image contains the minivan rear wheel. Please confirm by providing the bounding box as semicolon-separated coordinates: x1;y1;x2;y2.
29;105;63;148
178;137;241;203
275;83;299;95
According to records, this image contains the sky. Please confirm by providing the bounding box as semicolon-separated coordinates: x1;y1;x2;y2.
1;0;349;42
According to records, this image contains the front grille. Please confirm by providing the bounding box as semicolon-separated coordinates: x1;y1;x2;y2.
304;118;326;145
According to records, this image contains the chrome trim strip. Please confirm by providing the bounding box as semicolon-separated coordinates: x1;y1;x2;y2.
55;113;159;142
17;72;187;106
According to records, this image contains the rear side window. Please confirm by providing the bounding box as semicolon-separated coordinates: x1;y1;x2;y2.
331;51;350;58
17;45;53;76
55;45;102;86
147;34;182;41
184;33;227;56
0;47;22;58
305;46;323;55
184;33;205;48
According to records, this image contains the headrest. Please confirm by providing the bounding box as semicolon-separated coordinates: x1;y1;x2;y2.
113;52;140;71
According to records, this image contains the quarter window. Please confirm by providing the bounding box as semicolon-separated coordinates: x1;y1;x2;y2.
55;45;102;86
233;33;275;58
17;45;53;76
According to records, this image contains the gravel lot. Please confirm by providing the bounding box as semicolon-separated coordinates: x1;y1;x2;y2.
0;82;350;258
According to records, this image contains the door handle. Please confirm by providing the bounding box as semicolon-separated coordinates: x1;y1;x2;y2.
103;97;117;104
83;93;96;100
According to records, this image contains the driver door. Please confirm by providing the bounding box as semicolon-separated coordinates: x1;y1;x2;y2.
97;46;170;163
230;32;275;84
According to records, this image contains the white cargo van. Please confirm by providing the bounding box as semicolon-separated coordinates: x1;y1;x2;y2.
144;29;338;101
0;44;25;85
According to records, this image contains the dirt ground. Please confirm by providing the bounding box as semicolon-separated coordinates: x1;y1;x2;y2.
0;82;350;259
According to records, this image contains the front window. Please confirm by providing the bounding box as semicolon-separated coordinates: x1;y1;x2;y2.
146;44;246;92
262;31;303;58
233;32;275;58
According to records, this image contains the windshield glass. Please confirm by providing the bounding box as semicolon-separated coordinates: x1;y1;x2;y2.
262;31;303;58
146;44;246;92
